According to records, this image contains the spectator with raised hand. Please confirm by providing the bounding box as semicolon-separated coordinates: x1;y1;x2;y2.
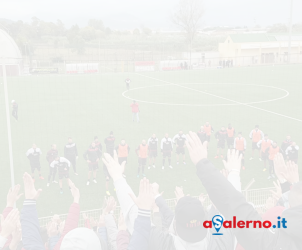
223;149;242;192
128;178;154;250
52;179;80;250
116;213;130;250
152;183;174;230
186;131;302;249
0;185;23;249
0;209;20;249
281;160;299;185
47;221;59;250
102;196;118;250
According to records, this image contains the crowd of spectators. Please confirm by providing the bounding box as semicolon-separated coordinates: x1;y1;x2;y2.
0;132;301;250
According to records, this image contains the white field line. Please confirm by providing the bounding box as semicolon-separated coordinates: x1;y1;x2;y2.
122;83;289;107
134;73;302;123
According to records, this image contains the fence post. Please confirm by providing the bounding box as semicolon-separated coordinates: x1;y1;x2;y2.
2;59;16;195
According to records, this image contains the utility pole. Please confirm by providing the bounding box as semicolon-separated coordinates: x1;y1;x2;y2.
288;0;294;63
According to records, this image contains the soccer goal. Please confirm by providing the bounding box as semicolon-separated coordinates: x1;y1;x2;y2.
65;63;99;74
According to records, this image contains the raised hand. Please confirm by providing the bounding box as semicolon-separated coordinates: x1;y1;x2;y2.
273;153;287;182
270;180;282;202
9;221;22;250
68;179;80;203
23;173;42;200
47;221;59;237
223;149;242;172
185;131;208;165
281;161;299;184
174;186;185;203
0;209;20;239
129;178;154;210
102;151;126;181
103;196;116;215
6;184;23;207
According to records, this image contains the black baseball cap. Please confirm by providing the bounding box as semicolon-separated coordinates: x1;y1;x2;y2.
175;196;207;243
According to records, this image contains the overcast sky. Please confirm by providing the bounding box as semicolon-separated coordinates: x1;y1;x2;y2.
1;0;302;29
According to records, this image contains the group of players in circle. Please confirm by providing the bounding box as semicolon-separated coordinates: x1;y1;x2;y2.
25;123;299;195
199;123;299;179
25;131;185;195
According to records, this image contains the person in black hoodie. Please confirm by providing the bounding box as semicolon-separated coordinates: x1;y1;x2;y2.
83;142;101;186
64;137;78;175
185;131;302;250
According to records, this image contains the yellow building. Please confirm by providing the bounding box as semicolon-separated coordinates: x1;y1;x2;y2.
219;33;302;65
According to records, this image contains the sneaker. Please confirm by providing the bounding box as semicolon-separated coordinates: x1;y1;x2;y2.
52;180;58;184
214;156;219;159
272;174;276;178
242;166;245;170
267;175;272;180
220;155;224;159
74;173;79;176
106;191;111;196
137;174;140;178
263;168;267;172
114;188;116;192
142;174;146;177
152;165;155;168
249;157;254;160
60;190;63;195
162;166;164;170
39;176;44;180
183;161;186;165
86;181;90;186
176;162;179;165
169;165;173;169
259;158;262;161
47;183;50;187
148;166;151;170
93;179;97;184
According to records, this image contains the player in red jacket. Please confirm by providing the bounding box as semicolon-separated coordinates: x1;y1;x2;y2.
130;100;140;122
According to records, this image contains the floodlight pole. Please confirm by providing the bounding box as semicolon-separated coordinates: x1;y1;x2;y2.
2;59;15;190
288;0;293;63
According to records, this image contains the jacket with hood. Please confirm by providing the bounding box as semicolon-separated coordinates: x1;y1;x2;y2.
195;158;302;250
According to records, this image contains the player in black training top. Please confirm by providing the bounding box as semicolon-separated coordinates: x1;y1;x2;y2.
83;142;101;186
147;134;158;169
172;130;187;165
26;144;44;180
103;131;116;195
125;78;131;90
64;137;79;175
215;126;228;159
160;133;173;170
50;156;71;194
11;100;18;120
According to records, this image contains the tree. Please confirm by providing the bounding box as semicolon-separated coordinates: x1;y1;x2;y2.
105;27;112;36
168;0;205;43
80;26;96;41
71;35;85;55
268;23;288;33
88;19;104;31
293;23;302;32
172;0;204;66
133;28;140;35
56;19;66;36
143;27;152;36
95;30;106;39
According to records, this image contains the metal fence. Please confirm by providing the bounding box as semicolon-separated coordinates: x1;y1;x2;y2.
38;186;277;228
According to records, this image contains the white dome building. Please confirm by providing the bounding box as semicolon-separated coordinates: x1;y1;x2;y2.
0;28;22;75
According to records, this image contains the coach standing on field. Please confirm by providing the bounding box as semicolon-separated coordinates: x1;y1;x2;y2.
130;100;139;123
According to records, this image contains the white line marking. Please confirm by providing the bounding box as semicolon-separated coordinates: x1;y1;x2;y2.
122;83;289;107
132;73;302;122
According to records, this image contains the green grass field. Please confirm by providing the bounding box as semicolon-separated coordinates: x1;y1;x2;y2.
0;64;302;217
